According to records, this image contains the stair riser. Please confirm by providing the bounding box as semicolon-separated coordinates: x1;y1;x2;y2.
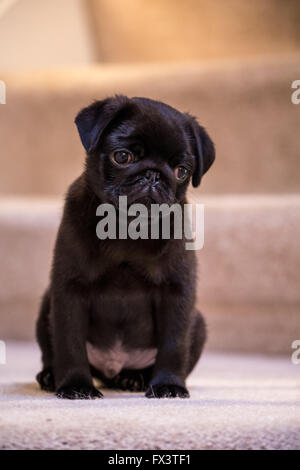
0;196;299;354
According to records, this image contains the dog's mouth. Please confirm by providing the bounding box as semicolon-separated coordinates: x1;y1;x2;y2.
125;186;174;207
129;185;169;204
106;173;175;207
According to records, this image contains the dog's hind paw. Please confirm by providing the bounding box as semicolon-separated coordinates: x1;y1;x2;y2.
36;367;55;392
113;371;145;391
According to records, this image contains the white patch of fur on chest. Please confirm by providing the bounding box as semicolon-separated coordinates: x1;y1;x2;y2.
86;340;157;379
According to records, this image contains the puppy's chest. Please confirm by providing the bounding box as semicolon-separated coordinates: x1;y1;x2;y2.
98;259;166;291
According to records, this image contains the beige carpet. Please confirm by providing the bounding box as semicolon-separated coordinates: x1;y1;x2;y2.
0;341;299;450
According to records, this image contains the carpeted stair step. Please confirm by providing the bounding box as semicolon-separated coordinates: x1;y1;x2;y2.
0;194;299;354
0;341;299;450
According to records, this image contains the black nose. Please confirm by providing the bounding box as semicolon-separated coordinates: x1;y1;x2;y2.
145;169;160;184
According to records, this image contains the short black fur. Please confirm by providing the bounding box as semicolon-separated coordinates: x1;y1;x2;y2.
36;95;215;399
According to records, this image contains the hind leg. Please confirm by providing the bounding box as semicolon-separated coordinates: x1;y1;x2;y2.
186;309;207;376
36;289;55;392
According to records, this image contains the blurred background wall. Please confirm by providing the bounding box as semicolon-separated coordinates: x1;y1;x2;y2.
0;0;96;70
0;0;299;354
90;0;300;62
1;0;300;69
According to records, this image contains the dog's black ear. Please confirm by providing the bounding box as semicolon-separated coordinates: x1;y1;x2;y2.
75;95;132;153
184;114;215;187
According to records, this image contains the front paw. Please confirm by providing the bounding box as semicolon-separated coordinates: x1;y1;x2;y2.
145;383;189;398
56;383;103;400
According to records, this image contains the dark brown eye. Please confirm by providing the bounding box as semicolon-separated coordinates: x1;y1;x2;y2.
174;166;189;181
112;149;134;165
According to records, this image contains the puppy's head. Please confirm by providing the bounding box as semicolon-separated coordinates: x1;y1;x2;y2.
75;95;215;206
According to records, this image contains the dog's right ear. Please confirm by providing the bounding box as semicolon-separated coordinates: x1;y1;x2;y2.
75;95;132;153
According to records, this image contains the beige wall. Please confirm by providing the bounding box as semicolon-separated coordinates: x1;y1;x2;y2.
91;0;300;62
0;0;96;71
1;0;300;71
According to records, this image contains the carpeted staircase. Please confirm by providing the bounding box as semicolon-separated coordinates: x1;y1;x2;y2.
0;56;300;449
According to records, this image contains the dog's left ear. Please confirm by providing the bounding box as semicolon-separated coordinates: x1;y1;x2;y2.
75;95;132;153
184;114;215;187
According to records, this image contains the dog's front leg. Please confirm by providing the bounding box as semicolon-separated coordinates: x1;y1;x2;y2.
146;292;191;399
52;287;103;399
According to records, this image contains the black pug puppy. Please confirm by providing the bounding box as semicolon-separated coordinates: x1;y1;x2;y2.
36;95;215;399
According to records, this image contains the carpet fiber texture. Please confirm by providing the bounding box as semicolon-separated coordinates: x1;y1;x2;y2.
0;342;299;450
